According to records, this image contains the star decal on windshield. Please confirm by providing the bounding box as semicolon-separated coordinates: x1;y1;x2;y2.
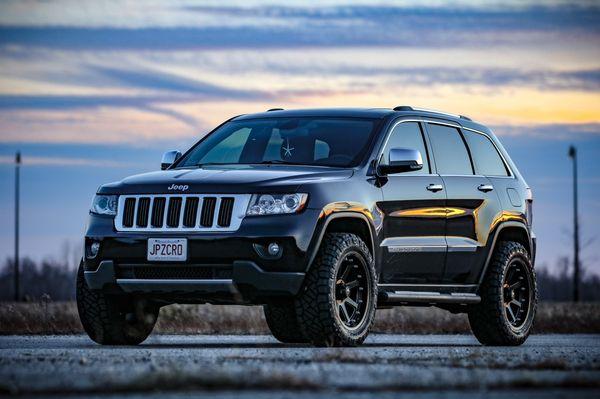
282;139;295;157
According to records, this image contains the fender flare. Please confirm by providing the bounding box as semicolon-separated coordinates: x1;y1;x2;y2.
305;211;377;272
476;220;533;287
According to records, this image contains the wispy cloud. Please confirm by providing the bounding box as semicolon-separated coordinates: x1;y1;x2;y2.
492;123;600;139
90;66;268;98
0;3;598;50
0;155;140;167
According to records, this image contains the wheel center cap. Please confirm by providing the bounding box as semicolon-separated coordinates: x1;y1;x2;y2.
345;287;351;297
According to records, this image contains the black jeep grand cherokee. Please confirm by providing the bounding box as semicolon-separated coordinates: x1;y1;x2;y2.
77;106;537;347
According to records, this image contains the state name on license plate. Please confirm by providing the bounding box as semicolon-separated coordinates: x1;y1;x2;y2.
147;238;187;261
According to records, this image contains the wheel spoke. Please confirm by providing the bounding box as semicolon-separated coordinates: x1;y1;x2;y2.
510;299;522;308
340;302;351;322
334;252;370;329
506;306;517;324
346;297;359;309
506;268;515;284
346;280;359;289
510;280;522;290
340;262;352;281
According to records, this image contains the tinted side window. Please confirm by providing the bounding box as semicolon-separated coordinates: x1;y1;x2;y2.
463;131;509;176
427;124;473;175
381;122;430;175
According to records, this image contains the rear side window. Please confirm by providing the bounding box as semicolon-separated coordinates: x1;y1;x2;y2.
381;122;430;175
426;123;473;175
463;131;509;176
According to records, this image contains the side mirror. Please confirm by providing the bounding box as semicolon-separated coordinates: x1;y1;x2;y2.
161;150;181;170
378;147;423;175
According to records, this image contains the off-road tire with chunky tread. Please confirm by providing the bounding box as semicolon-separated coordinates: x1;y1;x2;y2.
76;261;158;345
295;233;377;347
468;241;537;346
263;300;308;343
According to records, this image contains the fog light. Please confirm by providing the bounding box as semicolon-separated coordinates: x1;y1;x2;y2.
267;242;280;256
89;241;100;258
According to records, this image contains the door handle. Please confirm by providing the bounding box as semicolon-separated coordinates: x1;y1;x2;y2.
426;184;444;192
478;184;494;192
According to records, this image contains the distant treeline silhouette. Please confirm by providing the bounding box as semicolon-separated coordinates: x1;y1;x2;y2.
0;256;599;302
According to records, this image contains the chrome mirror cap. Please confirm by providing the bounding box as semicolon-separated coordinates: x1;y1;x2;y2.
379;148;423;175
161;150;182;170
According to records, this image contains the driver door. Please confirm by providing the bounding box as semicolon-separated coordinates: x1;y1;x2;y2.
378;120;447;284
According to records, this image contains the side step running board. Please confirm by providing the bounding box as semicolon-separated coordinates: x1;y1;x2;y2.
379;291;481;305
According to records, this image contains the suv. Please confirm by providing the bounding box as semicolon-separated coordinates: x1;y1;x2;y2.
77;106;537;347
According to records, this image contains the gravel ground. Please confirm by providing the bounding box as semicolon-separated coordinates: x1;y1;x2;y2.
1;334;599;398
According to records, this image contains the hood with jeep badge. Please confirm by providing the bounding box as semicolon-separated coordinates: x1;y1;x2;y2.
98;164;354;195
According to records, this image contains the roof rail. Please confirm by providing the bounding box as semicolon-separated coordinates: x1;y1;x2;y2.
267;108;284;112
394;105;472;121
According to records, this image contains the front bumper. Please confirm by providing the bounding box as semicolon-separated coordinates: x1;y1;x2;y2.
85;208;322;273
85;259;305;302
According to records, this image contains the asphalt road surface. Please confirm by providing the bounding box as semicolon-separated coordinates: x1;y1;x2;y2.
1;334;599;398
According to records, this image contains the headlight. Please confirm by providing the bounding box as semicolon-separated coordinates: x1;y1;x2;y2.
90;195;118;216
247;193;308;215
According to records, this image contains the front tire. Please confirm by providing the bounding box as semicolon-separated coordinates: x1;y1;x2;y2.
468;241;537;346
295;233;377;347
76;261;159;345
263;300;308;343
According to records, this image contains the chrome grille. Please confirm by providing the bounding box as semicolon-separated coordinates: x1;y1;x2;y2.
115;194;250;232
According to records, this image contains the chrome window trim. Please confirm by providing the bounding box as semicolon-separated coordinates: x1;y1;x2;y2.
376;118;436;177
377;117;515;179
460;126;514;178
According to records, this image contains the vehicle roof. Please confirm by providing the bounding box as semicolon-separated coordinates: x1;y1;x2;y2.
232;107;491;133
233;108;395;120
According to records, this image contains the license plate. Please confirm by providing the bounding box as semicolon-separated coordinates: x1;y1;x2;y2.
147;238;187;261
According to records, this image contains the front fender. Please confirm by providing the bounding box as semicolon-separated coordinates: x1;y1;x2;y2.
304;202;382;273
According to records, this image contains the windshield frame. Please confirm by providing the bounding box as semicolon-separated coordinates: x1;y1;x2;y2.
172;116;384;169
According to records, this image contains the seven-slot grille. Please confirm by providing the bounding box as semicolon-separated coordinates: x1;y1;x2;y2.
115;194;250;232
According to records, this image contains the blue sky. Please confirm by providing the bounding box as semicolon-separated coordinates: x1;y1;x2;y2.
0;0;599;274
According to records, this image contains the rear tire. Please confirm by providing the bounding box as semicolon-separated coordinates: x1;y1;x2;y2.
76;261;159;345
468;241;537;346
295;233;377;347
263;300;308;343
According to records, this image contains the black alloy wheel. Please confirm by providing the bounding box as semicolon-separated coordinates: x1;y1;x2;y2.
502;258;532;329
334;252;371;330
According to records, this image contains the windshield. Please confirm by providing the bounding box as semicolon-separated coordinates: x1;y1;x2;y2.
177;117;379;168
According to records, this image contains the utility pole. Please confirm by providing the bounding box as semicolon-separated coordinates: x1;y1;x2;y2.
568;145;580;302
14;151;21;302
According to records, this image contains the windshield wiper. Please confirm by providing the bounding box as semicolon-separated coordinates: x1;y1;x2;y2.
252;160;311;166
195;162;232;168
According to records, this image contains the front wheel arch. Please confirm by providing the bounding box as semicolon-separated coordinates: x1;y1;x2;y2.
305;212;377;272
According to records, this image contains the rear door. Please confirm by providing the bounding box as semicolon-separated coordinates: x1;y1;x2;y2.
378;120;447;284
424;122;502;285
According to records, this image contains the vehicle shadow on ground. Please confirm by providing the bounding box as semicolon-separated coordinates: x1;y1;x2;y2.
82;341;481;349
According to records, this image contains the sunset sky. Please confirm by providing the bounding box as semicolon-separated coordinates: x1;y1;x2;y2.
0;0;599;274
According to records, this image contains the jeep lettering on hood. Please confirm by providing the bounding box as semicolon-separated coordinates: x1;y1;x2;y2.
167;184;189;191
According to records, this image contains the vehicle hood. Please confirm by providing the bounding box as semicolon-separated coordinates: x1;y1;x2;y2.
98;165;354;194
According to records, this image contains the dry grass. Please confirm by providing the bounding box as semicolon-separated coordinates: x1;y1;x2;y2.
0;301;598;335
